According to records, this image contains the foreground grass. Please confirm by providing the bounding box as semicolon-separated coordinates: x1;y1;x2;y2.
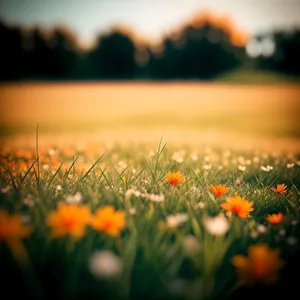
0;137;300;300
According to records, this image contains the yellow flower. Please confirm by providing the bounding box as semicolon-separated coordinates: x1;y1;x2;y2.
232;244;284;285
91;206;125;237
267;213;283;224
209;184;229;197
166;171;185;186
0;209;32;261
271;184;287;195
220;195;254;218
47;203;91;239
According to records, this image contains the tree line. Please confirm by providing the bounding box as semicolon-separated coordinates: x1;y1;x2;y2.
0;13;299;81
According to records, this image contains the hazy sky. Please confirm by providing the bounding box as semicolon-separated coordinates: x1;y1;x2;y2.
1;0;300;44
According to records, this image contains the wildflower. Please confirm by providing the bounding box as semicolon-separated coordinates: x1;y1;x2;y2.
91;206;125;237
166;171;185;186
203;213;229;236
257;224;267;233
209;184;229;197
267;213;283;225
220;195;254;218
238;165;246;171
125;188;141;200
89;250;123;279
166;213;188;228
271;184;287;195
231;244;284;285
47;203;91;239
65;191;83;204
287;163;294;168
0;209;32;261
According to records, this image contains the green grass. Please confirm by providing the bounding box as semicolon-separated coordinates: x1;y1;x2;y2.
0;134;300;300
217;69;300;84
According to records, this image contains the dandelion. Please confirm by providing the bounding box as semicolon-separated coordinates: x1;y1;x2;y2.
0;209;32;261
92;206;125;237
203;213;229;236
47;203;91;239
232;244;284;285
271;184;287;195
209;184;229;197
166;171;185;186
267;213;283;224
238;165;246;171
89;250;123;279
220;195;254;218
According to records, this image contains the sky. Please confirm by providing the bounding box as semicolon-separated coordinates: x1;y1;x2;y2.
1;0;300;45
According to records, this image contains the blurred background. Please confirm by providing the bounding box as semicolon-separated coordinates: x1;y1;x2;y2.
0;0;300;151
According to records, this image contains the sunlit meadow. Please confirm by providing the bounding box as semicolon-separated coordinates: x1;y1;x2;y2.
1;82;300;300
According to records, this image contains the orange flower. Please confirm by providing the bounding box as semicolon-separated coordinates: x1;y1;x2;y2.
91;206;125;237
166;171;185;186
47;203;91;239
232;244;284;285
220;195;254;218
209;184;229;197
271;184;287;195
267;213;283;224
0;209;32;261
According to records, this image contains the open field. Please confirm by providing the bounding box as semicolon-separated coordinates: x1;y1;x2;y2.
0;82;300;300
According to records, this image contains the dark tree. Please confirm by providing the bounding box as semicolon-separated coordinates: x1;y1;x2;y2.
89;30;136;79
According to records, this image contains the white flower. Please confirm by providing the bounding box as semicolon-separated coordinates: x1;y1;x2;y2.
172;152;184;163
260;165;273;172
89;251;123;279
190;153;198;161
129;208;136;215
257;224;267;233
204;164;211;170
56;185;62;191
42;164;50;171
166;214;188;228
147;193;165;203
197;202;205;209
125;188;141;200
65;191;83;204
238;165;246;171
48;148;56;156
287;163;295;168
203;213;229;236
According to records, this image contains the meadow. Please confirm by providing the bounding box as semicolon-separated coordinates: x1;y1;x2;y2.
0;82;300;300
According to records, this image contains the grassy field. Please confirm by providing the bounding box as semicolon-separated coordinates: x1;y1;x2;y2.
0;82;300;300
